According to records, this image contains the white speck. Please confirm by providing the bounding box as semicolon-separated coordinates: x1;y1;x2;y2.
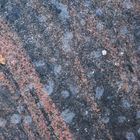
84;128;88;132
88;70;95;78
91;70;95;74
95;86;104;100
102;50;107;56
114;62;119;66
0;118;7;127
61;90;70;99
120;52;124;55
23;116;32;124
61;109;75;123
126;132;135;140
43;80;54;95
85;111;88;115
10;114;21;124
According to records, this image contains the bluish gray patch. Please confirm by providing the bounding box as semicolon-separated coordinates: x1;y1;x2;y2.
62;32;73;52
17;105;24;113
122;99;131;109
6;5;21;23
136;110;140;119
101;116;110;124
137;128;140;135
61;109;75;123
69;84;79;95
54;64;62;75
61;90;70;99
51;0;69;20
95;8;103;17
120;26;128;35
126;132;135;140
23;116;32;124
0;118;7;127
43;80;54;95
95;86;104;100
10;114;21;124
118;116;126;123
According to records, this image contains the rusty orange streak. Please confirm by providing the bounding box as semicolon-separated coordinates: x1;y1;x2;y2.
0;19;73;140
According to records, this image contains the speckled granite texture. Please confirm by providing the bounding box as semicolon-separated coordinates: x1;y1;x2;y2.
0;0;140;140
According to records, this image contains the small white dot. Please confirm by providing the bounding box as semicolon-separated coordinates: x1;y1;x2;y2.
91;70;95;74
120;52;124;55
115;62;119;66
84;128;88;132
102;50;107;56
85;111;88;115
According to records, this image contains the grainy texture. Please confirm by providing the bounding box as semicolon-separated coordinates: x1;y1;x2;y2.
0;0;140;140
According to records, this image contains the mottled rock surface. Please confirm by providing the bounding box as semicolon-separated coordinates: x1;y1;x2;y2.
0;0;140;140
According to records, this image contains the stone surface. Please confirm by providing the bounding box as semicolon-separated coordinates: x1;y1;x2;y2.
42;80;54;95
95;86;104;100
61;109;75;124
0;0;140;139
136;110;140;119
0;118;7;127
23;115;32;124
137;128;140;135
10;114;21;124
126;132;135;140
61;90;70;99
122;99;131;109
118;116;126;123
101;116;110;124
